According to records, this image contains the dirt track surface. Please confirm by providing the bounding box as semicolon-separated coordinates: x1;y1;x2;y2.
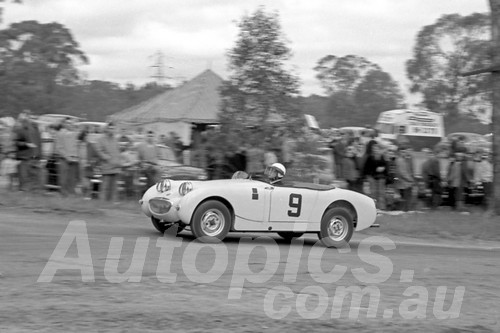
1;207;499;332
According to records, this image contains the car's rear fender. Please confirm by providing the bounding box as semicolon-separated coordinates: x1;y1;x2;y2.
322;200;358;227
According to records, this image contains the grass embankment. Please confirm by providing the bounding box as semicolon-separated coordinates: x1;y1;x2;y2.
372;208;500;243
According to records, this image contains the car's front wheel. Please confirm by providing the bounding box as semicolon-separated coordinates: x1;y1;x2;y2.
191;200;231;243
277;232;304;241
318;207;354;248
151;217;185;235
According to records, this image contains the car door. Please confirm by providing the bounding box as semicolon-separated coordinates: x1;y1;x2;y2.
268;185;318;223
231;181;271;223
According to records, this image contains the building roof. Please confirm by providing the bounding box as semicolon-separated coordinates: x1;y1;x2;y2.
109;69;223;124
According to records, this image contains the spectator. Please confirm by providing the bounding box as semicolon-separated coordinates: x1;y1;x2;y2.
281;132;295;169
473;150;493;211
0;151;19;190
446;148;470;211
120;142;139;200
384;145;399;210
13;111;42;191
55;118;80;196
331;132;348;179
264;144;278;168
246;137;265;176
395;146;415;212
169;131;183;162
421;148;442;209
137;130;160;188
95;122;121;202
363;143;388;210
342;145;362;193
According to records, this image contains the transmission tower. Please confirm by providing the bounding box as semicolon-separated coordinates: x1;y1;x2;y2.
149;50;167;84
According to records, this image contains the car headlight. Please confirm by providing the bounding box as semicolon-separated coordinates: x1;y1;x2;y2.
156;179;171;193
179;182;193;196
198;173;208;180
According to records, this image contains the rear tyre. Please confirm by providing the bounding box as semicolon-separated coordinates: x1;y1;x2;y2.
277;232;304;241
151;217;185;235
318;207;354;248
191;200;231;243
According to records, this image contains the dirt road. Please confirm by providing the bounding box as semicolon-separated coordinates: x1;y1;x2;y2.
0;207;498;332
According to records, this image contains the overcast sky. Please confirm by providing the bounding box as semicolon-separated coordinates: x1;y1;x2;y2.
1;0;489;105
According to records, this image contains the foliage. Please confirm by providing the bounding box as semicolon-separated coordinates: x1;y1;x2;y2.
406;13;492;119
314;54;380;95
0;20;88;115
219;6;302;149
314;54;405;127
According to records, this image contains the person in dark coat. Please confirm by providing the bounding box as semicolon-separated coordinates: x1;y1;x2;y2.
421;148;442;209
363;143;388;210
14;111;42;191
446;147;471;211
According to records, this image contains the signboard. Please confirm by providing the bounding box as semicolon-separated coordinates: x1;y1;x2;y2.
405;112;443;137
376;109;444;138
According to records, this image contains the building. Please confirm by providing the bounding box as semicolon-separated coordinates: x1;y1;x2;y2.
108;69;223;146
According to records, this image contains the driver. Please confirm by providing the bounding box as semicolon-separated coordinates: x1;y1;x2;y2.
265;162;286;185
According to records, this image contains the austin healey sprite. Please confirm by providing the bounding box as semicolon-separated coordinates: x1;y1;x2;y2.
139;172;377;248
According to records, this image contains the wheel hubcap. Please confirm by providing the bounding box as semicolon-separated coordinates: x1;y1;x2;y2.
327;217;347;240
201;209;224;236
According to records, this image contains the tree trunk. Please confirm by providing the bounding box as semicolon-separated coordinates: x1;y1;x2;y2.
490;0;500;214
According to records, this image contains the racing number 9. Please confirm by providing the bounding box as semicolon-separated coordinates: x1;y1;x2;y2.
287;193;302;217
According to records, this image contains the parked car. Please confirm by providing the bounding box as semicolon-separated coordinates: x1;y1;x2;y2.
140;174;377;248
155;144;208;181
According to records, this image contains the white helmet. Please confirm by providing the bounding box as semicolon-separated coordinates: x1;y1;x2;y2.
271;162;286;179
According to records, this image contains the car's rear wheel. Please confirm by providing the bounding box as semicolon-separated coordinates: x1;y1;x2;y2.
191;200;231;243
318;207;354;248
277;232;304;241
151;217;185;235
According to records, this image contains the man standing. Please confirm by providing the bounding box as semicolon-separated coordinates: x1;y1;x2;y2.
14;111;41;191
395;146;415;212
137;130;160;189
95;122;121;202
446;147;470;211
363;143;388;210
55;118;80;196
421;148;442;209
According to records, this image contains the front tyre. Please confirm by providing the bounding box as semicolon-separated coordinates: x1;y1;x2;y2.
151;217;185;234
191;200;231;243
318;207;354;248
277;232;304;241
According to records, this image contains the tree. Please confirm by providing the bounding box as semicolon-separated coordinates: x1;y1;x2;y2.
218;7;302;147
314;54;380;95
0;20;88;115
354;70;405;124
314;55;404;126
406;13;492;118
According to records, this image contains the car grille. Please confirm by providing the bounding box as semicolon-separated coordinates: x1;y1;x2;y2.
149;198;172;215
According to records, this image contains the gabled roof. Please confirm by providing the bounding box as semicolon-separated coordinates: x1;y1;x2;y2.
109;69;223;124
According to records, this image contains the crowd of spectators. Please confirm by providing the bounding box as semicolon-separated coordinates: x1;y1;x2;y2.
0;111;185;203
329;129;493;212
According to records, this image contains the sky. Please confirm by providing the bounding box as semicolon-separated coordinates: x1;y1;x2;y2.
1;0;490;106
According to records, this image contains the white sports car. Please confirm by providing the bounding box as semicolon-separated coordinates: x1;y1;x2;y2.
140;175;377;247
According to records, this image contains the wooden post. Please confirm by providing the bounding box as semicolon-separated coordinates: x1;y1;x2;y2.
490;0;500;214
